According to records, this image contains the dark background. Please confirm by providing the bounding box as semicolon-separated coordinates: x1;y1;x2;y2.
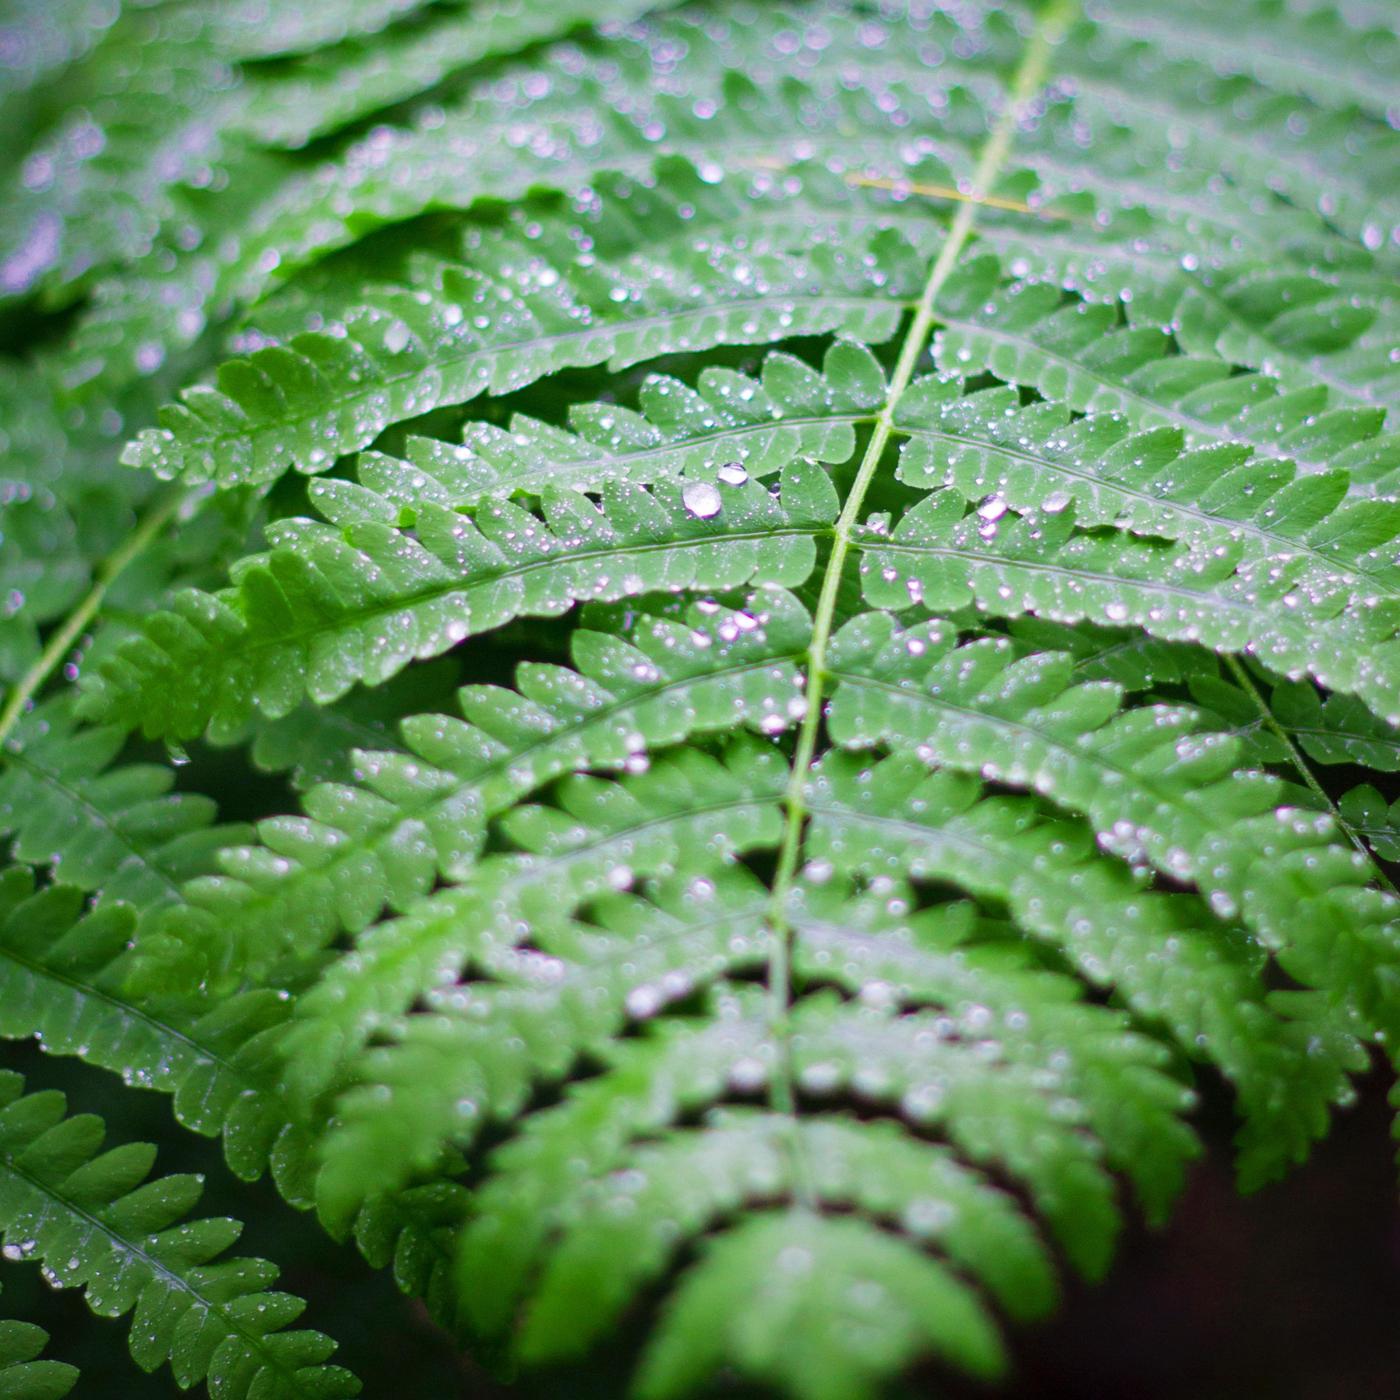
1002;1070;1400;1400
6;1041;1398;1400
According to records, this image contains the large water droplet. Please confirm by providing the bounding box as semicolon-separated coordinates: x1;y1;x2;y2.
682;481;722;518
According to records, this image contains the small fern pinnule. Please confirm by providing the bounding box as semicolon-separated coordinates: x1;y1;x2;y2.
2;0;1399;1396
0;1281;77;1400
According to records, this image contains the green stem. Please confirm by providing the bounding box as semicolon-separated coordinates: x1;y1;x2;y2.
761;0;1076;1204
1224;655;1398;894
0;490;187;749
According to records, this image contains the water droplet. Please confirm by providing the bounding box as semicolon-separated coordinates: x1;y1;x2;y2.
682;481;722;518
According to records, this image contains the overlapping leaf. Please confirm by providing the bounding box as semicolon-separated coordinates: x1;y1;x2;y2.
81;460;837;741
4;1;1400;1396
0;867;467;1332
121;174;920;487
0;1281;76;1400
0;1069;359;1399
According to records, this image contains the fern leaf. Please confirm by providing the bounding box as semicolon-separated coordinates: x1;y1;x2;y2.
1225;677;1400;773
238;0;677;150
0;362;262;698
454;969;1157;1285
0;16;235;306
307;730;1345;1220
860;487;1400;726
895;372;1400;559
311;863;776;1215
106;334;1400;739
221;6;998;278
933;259;1398;468
285;738;789;1101
519;1109;1056;1355
121;191;913;486
81;460;837;740
826;612;1400;1051
632;1209;1004;1400
0;1069;359;1399
0;0;112;106
386;336;878;505
1051;24;1399;254
58;8;989;406
130;590;813;993
1089;0;1400;121
0;866;309;1191
0;1283;77;1400
1174;272;1399;415
242;660;463;792
804;746;1364;1183
443;955;1187;1386
7;0;1400;1393
206;0;428;62
12;0;648;305
0;367;151;682
0;698;246;912
0;867;468;1331
1339;785;1400;864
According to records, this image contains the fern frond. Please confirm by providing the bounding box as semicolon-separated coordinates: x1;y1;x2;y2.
631;1208;1004;1400
60;2;1019;408
384;337;878;505
0;866;468;1330
1196;675;1400;773
237;0;677;150
121;177;916;486
0;0;448;310
0;0;112;107
0;361;261;705
310;863;777;1214
860;487;1400;725
828;612;1400;1042
1340;785;1400;863
0;698;246;912
219;4;1001;278
0;12;236;306
456;966;1178;1289
1050;21;1399;255
805;747;1365;1181
130;590;813;993
0;366;145;683
895;371;1400;575
0;1282;76;1400
99;331;1400;733
6;0;1400;1393
519;1108;1057;1351
439;936;1191;1391
81;460;837;741
205;0;428;61
0;866;309;1191
306;728;1349;1220
285;737;789;1101
933;259;1398;469
0;1069;359;1399
1087;0;1399;120
243;660;462;792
